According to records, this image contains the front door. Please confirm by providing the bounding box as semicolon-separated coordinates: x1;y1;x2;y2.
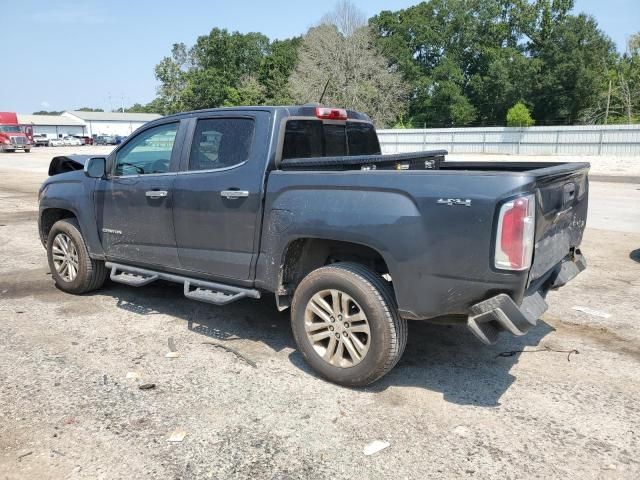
95;121;183;268
172;113;269;280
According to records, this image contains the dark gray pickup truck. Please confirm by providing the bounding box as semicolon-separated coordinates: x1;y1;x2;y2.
38;105;588;386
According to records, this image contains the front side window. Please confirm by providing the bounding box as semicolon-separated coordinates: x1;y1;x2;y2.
114;122;178;176
189;118;255;171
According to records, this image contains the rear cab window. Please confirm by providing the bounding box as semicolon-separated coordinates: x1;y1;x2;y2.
282;120;380;160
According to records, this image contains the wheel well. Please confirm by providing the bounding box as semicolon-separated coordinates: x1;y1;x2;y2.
39;208;76;245
277;238;391;307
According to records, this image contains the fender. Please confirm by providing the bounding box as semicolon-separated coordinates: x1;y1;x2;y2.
255;186;424;300
39;170;105;258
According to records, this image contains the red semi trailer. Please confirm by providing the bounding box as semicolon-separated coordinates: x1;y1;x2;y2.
0;112;31;152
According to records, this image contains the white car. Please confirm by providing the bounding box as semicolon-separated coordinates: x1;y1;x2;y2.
62;136;82;146
48;138;65;147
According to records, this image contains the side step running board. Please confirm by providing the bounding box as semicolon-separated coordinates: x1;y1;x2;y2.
105;262;260;306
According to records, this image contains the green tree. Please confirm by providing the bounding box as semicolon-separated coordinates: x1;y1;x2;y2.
370;0;530;127
506;102;535;126
258;37;302;104
525;6;616;124
121;102;162;114
76;107;104;112
154;43;190;114
579;33;640;124
370;0;618;126
32;110;63;115
153;29;301;113
223;76;267;106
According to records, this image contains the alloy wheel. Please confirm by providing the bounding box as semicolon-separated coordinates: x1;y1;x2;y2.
304;289;371;368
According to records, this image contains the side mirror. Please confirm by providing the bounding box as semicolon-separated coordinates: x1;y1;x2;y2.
84;157;106;178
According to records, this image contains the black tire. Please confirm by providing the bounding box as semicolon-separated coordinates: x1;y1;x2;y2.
291;262;407;387
24;149;31;153
47;218;107;294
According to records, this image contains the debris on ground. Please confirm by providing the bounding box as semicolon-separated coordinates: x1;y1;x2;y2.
17;451;33;461
126;372;140;380
138;383;156;390
202;340;257;368
164;351;180;358
363;440;390;456
168;337;177;352
166;429;187;443
572;306;612;318
496;346;579;362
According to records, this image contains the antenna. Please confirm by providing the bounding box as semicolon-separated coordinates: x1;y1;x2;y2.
318;78;330;105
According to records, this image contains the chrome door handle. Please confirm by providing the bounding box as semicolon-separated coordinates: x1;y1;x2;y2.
221;190;249;199
145;190;168;198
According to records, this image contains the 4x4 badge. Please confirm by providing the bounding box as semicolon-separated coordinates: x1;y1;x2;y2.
437;198;472;207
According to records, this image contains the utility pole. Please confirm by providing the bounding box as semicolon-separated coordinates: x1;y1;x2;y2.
604;79;612;125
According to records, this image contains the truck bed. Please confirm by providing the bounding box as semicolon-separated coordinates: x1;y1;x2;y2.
278;150;588;176
266;154;589;321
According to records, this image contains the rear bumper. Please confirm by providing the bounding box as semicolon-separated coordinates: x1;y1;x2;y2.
467;251;586;344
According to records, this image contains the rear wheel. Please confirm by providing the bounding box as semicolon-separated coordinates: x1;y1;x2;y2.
24;149;31;153
47;218;107;294
291;262;407;387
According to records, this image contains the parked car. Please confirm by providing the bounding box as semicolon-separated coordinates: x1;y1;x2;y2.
95;135;117;145
62;136;82;146
69;135;94;145
32;133;50;147
48;138;65;147
38;105;589;386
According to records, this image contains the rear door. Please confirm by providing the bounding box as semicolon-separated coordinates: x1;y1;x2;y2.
172;112;270;281
95;120;185;267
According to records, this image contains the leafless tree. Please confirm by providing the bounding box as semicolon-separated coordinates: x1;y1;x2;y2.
289;2;408;127
321;0;366;37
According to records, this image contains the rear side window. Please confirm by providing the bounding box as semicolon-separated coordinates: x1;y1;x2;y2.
189;118;255;171
282;120;380;160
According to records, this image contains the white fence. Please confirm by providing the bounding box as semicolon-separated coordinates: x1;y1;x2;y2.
377;124;640;156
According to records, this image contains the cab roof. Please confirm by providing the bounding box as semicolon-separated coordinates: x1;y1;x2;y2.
157;105;372;123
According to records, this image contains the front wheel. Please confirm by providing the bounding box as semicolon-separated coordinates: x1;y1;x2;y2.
47;218;107;294
291;262;407;387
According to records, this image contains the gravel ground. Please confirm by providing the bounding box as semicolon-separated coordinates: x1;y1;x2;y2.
0;150;639;479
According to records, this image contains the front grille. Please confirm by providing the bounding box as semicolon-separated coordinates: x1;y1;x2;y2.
10;136;27;145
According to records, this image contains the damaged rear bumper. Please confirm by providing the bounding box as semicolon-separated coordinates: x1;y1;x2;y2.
467;251;587;344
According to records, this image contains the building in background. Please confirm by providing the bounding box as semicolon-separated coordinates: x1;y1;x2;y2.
17;114;85;138
61;111;162;137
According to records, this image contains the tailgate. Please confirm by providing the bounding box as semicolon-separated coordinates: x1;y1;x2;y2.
528;163;590;281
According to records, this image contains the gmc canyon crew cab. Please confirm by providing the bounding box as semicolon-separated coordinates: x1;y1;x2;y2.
38;105;588;386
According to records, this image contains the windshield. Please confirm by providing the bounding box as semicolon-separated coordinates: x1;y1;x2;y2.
0;125;22;133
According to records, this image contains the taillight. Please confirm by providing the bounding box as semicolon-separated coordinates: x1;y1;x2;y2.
495;194;535;271
315;107;347;120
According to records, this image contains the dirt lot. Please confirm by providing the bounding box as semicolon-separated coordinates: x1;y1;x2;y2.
1;147;639;479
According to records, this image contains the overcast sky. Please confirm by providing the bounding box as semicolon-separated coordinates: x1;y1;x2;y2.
1;0;637;113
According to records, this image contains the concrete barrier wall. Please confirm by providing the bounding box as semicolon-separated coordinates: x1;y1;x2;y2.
377;124;640;156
